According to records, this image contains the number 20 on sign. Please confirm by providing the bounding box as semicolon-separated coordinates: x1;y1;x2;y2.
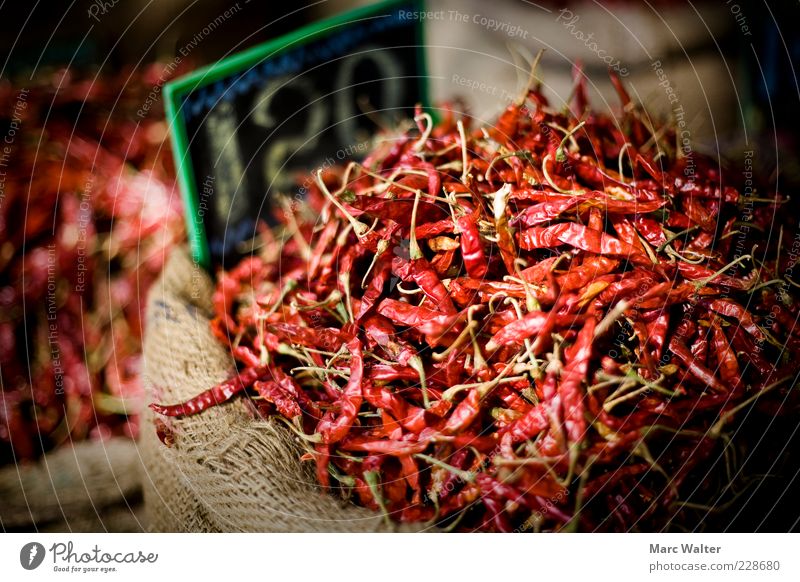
165;0;429;268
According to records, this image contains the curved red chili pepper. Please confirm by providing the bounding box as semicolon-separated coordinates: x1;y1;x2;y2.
316;338;364;444
456;213;488;278
149;365;268;417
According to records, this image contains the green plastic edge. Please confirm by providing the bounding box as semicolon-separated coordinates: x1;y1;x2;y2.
164;81;209;268
165;0;429;270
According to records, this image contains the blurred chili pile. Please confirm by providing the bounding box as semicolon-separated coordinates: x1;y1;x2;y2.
152;67;800;531
1;65;183;464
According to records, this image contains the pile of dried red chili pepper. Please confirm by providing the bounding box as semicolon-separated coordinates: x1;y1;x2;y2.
152;70;800;531
1;66;183;463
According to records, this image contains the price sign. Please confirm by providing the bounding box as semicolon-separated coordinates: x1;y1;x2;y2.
165;0;428;268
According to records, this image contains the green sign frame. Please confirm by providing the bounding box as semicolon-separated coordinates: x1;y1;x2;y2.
165;0;429;269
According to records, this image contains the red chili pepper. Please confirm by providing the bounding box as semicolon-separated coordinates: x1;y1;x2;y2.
341;437;427;455
668;338;726;393
677;263;749;290
253;379;302;419
492;186;518;275
353;196;444;227
559;315;595;444
486;311;586;351
150;366;268;417
511;197;579;228
518;222;651;265
456;213;488;278
479;490;514;533
308;220;339;279
557;256;619;292
706;298;765;341
645;311;670;359
269;323;343;352
316;339;364;444
415;217;456;239
710;319;740;386
356;254;392;321
430;247;458;277
392;256;457;314
443;388;482;434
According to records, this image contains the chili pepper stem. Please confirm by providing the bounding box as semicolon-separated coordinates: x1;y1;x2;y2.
355;164;451;203
691;251;754;291
413;112;433;152
431;321;477;361
441;506;469;532
674;484;760;514
641;424;708;439
360;239;389;289
784;275;800;289
604;385;648;412
632;440;674;496
657;225;701;253
396;281;423;295
364;470;392;527
273;415;322;443
484;150;532;183
563;455;595;532
408;355;431;409
710;376;793;438
637;231;659;265
280;197;313;260
268;279;297;314
277;343;314;366
327;462;356;487
541;154;572;194
503;296;538;366
457;119;469;184
490;183;512;225
340;271;355;323
415;453;475;482
555;121;586;163
363;350;397;366
593;300;630;338
665;245;705;264
293;289;343;310
442;354;523;400
409;189;424;260
748;278;785;294
315;169;369;237
468;305;488;371
515;48;544;106
290;366;350;379
259;344;270;367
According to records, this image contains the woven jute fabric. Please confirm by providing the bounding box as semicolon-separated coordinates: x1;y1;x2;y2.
140;248;405;532
0;438;142;531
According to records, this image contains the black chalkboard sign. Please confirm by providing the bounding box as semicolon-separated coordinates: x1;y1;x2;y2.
165;0;428;268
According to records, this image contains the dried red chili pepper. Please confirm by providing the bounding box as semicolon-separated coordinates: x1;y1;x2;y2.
456;213;488;279
148;68;799;533
560;315;596;444
519;222;651;266
150;365;268;417
316;339;364;444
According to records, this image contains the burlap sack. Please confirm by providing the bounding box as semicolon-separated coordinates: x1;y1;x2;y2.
0;438;143;532
140;248;408;532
